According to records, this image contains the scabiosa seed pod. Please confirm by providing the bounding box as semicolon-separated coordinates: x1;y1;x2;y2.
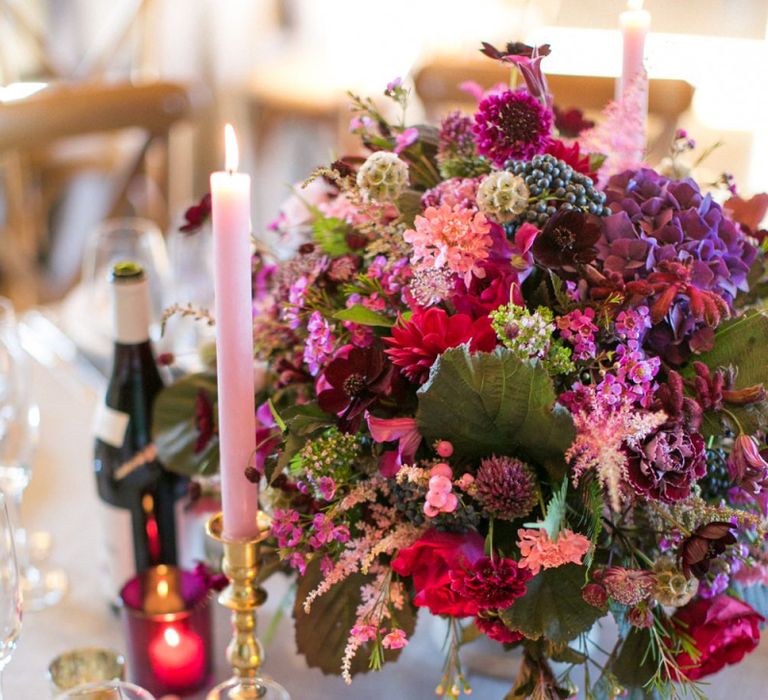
477;171;530;224
652;556;699;607
356;151;409;202
474;455;538;521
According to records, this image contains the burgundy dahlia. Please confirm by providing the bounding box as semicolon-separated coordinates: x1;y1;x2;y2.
318;344;397;432
384;307;496;384
472;89;552;167
626;426;706;502
474;455;538;521
474;614;524;644
450;556;531;610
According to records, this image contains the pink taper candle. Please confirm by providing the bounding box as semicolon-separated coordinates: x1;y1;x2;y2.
618;0;650;97
210;124;259;540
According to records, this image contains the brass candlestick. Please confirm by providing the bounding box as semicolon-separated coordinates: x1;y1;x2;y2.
205;512;290;700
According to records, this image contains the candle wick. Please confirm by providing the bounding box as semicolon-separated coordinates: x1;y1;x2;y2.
227;168;234;176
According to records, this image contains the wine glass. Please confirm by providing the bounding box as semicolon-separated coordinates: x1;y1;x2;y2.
0;493;22;700
53;680;155;699
73;218;170;361
0;298;67;610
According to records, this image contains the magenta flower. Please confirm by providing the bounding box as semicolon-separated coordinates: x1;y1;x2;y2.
450;556;531;610
394;127;419;154
472;89;553;166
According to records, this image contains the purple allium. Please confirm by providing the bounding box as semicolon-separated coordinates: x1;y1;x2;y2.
438;110;477;162
626;426;707;502
472;89;553;166
474;455;538;520
596;168;757;364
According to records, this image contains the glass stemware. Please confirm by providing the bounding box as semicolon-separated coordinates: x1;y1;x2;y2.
0;493;22;700
53;680;155;700
0;298;67;610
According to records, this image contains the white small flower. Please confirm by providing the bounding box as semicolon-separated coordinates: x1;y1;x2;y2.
356;151;409;202
477;170;529;223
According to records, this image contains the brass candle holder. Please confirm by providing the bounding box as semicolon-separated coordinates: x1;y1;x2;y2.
205;512;290;700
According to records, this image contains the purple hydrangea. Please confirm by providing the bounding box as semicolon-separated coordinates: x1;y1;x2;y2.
472;89;553;166
596;168;757;364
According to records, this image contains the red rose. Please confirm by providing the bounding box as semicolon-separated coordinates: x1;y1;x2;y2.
391;529;485;616
671;595;763;681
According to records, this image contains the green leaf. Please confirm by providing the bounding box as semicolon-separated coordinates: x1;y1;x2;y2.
312;215;352;256
274;404;334;481
589;152;607;172
611;628;658;695
332;305;394;328
416;346;574;473
293;558;416;677
686;310;768;436
538;479;568;540
153;372;220;477
500;565;601;643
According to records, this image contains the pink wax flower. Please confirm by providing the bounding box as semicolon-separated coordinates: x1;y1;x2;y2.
381;628;408;650
517;528;591;576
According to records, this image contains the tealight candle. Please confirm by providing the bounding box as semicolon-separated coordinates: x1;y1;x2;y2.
120;566;212;696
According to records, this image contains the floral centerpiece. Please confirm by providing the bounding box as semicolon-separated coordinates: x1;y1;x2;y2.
156;42;768;699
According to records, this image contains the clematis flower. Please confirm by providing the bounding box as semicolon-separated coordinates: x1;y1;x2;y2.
727;434;768;496
531;209;601;268
317;344;398;433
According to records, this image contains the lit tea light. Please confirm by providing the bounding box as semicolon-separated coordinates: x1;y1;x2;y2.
148;625;206;689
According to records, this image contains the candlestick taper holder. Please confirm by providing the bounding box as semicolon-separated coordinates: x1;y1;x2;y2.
205;512;290;700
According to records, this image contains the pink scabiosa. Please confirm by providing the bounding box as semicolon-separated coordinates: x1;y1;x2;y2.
404;204;493;286
450;556;532;610
473;455;538;521
384;307;497;384
472;89;553;167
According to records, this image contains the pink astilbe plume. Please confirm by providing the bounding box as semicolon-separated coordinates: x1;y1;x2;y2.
566;390;666;511
579;72;647;186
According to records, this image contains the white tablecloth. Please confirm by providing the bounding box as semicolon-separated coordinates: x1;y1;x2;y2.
7;316;767;699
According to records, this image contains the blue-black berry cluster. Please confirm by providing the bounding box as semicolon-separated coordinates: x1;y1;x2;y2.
503;154;607;234
390;481;479;533
699;447;733;501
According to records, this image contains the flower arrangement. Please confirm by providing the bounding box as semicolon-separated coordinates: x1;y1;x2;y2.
156;42;768;699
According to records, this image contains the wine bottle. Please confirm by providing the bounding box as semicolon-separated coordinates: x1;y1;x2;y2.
93;262;186;601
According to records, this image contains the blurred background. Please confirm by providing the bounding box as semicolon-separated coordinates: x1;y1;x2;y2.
0;0;766;315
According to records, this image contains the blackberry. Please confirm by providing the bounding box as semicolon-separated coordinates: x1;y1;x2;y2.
433;503;480;533
699;447;733;501
502;154;607;235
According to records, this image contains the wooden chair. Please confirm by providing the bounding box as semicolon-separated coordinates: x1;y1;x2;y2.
414;56;694;161
0;80;203;305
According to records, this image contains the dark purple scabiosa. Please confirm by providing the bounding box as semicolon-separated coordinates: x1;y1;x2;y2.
472;89;553;167
626;426;707;502
531;208;601;269
473;455;538;521
595;168;757;364
679;522;737;579
582;582;609;610
317;344;398;433
450;556;531;610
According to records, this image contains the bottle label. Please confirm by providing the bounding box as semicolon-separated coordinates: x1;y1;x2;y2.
93;403;130;448
97;500;135;603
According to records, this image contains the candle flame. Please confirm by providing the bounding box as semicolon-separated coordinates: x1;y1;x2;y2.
627;0;644;9
164;627;181;647
224;123;239;172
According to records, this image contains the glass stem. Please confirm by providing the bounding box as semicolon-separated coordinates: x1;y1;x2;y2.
4;490;28;577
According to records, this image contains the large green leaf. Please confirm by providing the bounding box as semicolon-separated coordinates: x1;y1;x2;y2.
293;558;416;677
332;305;394;328
153;372;219;477
500;565;601;643
687;311;768;436
610;628;658;697
416;346;574;471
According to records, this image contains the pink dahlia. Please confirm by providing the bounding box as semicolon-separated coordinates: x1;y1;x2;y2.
384;307;497;384
473;89;553;166
404;204;493;286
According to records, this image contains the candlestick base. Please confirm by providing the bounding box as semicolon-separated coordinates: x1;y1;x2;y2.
206;676;290;700
205;513;291;700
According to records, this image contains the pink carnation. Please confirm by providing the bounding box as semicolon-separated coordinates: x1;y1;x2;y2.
404;204;493;286
516;528;591;576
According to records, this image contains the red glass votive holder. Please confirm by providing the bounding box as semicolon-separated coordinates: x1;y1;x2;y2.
120;565;213;696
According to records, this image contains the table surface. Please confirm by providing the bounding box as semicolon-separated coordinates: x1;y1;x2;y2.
6;313;767;699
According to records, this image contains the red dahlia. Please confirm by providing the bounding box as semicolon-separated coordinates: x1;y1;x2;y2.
384;307;497;384
450;556;531;610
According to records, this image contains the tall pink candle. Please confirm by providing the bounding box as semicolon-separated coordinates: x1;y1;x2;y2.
618;0;650;98
210;124;259;540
